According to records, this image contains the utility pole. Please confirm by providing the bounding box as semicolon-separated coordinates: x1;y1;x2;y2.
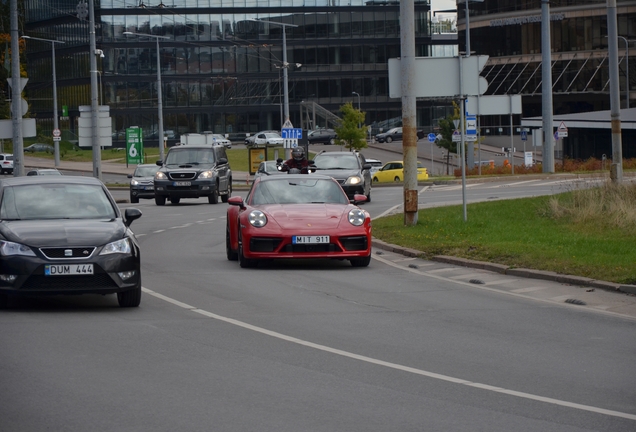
10;0;23;176
541;0;554;173
607;0;623;182
89;0;101;180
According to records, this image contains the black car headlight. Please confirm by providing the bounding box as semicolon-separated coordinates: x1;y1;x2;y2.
100;238;132;255
0;240;36;257
155;172;167;180
348;209;366;226
248;210;267;227
344;176;362;185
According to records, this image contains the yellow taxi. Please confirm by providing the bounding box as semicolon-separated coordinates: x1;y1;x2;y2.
372;160;429;183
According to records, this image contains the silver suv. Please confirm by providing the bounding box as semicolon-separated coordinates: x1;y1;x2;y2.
0;154;14;175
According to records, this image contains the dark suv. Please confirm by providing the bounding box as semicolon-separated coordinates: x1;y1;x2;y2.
312;151;372;202
154;145;232;205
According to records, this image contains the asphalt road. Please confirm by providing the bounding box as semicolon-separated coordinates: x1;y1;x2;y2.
1;178;635;431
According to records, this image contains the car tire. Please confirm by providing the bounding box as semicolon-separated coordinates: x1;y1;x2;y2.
386;136;393;143
238;241;257;268
394;176;401;182
373;177;379;183
130;194;139;204
329;138;335;145
170;197;180;205
221;181;232;203
226;224;238;261
155;195;166;206
350;255;371;267
208;187;219;204
117;285;141;307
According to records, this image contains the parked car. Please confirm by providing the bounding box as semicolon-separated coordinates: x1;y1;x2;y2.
24;143;54;153
0;154;14;175
375;127;425;143
254;160;286;179
210;134;232;149
312;151;372;202
372;160;429;183
127;164;161;203
308;128;338;145
245;130;278;146
250;132;284;147
226;174;371;268
366;158;383;176
154;144;232;205
26;168;62;176
0;176;143;308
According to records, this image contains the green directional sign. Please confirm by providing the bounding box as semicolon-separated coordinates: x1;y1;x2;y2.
126;127;144;165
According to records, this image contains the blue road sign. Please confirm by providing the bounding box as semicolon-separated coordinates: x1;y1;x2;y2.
427;133;437;143
521;130;527;141
282;128;303;139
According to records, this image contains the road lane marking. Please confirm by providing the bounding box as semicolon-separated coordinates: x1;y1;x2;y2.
512;287;549;293
142;286;636;421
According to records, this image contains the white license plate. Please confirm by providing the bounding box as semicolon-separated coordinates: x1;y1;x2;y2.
45;264;94;276
173;181;191;186
292;235;330;244
144;185;154;190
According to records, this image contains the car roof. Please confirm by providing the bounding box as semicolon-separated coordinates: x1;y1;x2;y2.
315;151;359;156
135;163;157;168
0;175;104;187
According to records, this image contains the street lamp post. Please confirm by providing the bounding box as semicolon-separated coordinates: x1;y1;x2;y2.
606;35;631;109
21;35;65;167
352;91;361;128
124;31;170;162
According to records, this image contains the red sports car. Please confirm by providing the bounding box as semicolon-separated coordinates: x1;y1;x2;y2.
226;174;372;268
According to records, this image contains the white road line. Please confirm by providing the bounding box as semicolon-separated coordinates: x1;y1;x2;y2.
448;273;487;280
426;267;457;274
512;287;549;293
142;286;636;421
153;230;165;233
483;278;520;286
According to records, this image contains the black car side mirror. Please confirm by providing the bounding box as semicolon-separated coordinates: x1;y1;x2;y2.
124;208;142;227
155;160;163;166
127;174;133;178
218;157;228;164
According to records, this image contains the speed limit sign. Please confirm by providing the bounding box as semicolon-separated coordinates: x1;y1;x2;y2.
53;128;61;137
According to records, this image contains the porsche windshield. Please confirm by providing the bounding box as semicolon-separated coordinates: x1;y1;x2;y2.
250;178;348;205
165;148;215;165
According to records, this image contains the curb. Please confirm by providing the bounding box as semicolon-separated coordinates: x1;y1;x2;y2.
370;239;636;296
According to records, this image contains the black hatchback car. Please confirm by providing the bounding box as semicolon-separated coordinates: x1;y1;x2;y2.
127;164;160;203
154;144;232;205
312;151;372;202
0;176;143;308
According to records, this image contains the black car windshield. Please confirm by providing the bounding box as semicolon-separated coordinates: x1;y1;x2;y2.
313;155;359;170
250;178;348;205
165;148;215;165
134;166;160;177
0;184;117;220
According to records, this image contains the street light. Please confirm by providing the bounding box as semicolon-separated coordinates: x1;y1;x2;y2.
123;31;170;162
352;91;361;128
21;35;65;167
605;35;631;109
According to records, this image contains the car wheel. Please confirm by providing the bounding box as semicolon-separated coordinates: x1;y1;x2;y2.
386;136;393;143
170;197;180;205
155;195;166;206
329;138;335;145
208;187;219;204
394;176;401;182
221;181;232;203
373;177;379;183
238;240;257;268
350;255;371;267
117;285;142;307
130;194;139;204
226;224;238;261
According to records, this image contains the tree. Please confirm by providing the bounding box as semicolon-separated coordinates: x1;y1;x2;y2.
333;102;366;151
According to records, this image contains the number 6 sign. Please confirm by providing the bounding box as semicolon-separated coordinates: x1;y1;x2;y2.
126;127;144;165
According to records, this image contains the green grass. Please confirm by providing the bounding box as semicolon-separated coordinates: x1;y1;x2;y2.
372;186;636;285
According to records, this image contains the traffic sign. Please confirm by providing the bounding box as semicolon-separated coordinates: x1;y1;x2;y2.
557;121;568;138
53;128;61;137
281;128;303;139
465;115;477;141
521;130;527;141
452;129;461;142
427;133;437;143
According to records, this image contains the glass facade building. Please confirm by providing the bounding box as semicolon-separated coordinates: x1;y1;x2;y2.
23;0;457;146
458;0;636;159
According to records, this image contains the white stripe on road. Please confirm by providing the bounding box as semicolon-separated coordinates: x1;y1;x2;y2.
142;286;636;421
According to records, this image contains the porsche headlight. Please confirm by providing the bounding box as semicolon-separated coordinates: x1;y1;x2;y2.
0;241;35;257
100;238;132;255
155;171;167;180
248;210;267;227
348;209;366;226
344;176;362;185
131;179;139;186
199;170;214;179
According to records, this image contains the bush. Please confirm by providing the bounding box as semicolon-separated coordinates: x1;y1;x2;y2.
454;157;636;177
